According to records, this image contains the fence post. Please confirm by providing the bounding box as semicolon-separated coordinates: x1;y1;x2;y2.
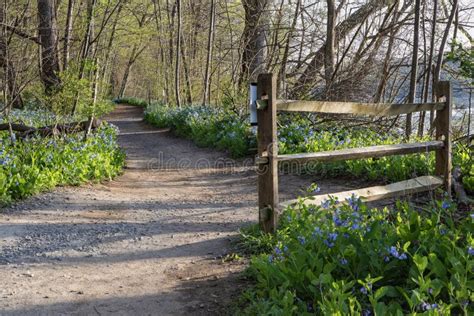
434;81;452;196
256;73;278;233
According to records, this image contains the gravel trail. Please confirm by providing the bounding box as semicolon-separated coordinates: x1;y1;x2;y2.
0;105;368;315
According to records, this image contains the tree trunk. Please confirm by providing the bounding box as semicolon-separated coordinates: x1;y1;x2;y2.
373;3;401;103
431;0;457;130
406;0;421;138
118;44;146;99
180;35;192;104
278;0;300;97
99;1;123;97
202;0;215;105
152;0;170;103
175;0;182;107
324;0;336;97
418;0;433;136
240;0;271;84
62;0;74;70
0;2;22;108
37;0;61;94
78;0;97;79
72;0;96;115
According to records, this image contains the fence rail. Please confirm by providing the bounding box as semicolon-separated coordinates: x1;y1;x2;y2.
255;73;452;233
277;100;445;116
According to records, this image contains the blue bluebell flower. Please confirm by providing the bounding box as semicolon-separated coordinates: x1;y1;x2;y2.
389;246;399;257
340;258;348;265
398;253;408;260
312;227;322;237
333;216;344;227
360;287;368;295
388;246;407;260
321;200;330;209
468;247;474;256
421;302;439;311
323;239;335;248
362;310;371;316
441;200;450;209
297;236;306;245
346;194;360;211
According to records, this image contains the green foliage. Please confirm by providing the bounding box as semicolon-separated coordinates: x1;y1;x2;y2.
144;104;473;191
238;224;276;255
0;110;125;205
144;103;255;158
447;41;474;82
453;143;474;193
278;118;435;182
38;62;91;115
240;195;474;315
114;97;149;107
27;61;114;118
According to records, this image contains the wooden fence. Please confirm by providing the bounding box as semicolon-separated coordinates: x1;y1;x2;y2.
255;73;452;233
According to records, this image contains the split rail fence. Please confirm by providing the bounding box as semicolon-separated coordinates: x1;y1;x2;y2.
255;73;452;233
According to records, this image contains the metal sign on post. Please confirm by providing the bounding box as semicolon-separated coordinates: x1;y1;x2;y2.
249;83;258;133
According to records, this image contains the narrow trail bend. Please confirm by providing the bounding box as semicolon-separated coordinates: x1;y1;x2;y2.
0;105;366;315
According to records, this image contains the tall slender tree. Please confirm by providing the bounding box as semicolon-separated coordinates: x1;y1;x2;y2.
202;0;215;105
37;0;61;94
175;0;182;107
406;0;421;138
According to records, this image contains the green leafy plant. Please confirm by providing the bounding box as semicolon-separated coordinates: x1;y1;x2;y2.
240;194;474;315
145;103;255;157
144;103;473;192
114;96;149;107
0;109;125;205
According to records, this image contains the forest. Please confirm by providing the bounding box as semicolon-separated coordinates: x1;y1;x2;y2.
0;0;473;315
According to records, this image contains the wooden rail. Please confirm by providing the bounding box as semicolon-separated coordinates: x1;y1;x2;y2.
276;141;444;164
277;100;445;116
280;176;443;208
255;73;452;233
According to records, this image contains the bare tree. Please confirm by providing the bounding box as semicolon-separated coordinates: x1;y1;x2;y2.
240;0;271;84
175;0;181;107
202;0;215;105
37;0;61;93
0;1;22;108
406;0;421;138
324;0;336;97
292;0;393;97
62;0;74;70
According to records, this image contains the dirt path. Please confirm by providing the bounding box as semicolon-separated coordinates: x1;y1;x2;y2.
0;105;376;315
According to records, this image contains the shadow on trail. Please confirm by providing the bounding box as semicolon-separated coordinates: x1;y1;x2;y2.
0;220;253;265
0;264;249;316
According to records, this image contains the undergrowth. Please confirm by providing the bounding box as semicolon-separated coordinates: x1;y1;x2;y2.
238;195;474;315
114;97;149;107
144;103;473;192
0;109;125;205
